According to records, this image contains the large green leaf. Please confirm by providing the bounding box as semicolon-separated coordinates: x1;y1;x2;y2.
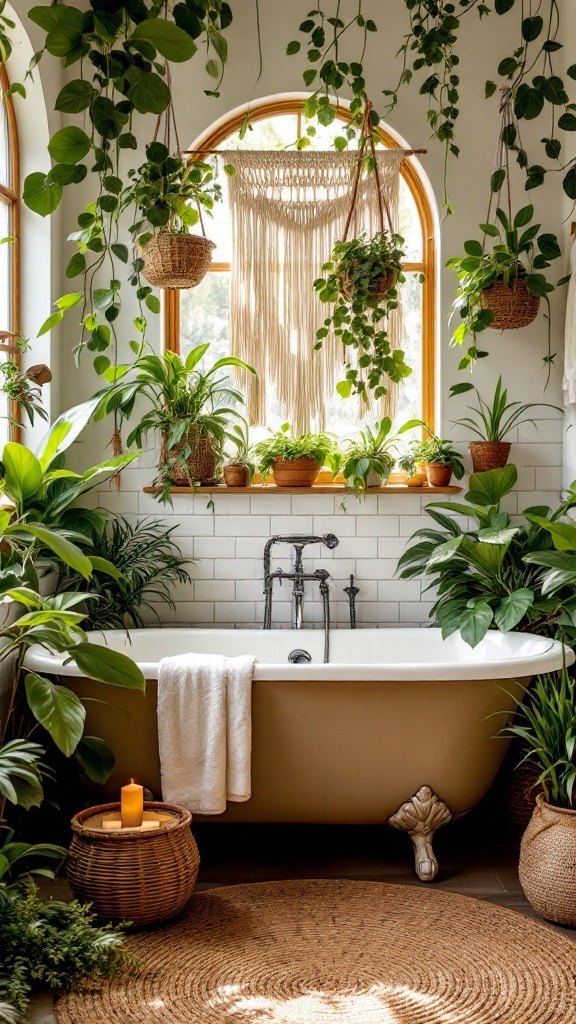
72;642;145;690
35;398;100;471
75;736;115;784
15;525;93;578
494;589;534;632
460;601;494;647
426;535;464;567
25;673;86;756
525;514;576;552
55;79;96;114
23;172;63;216
0;739;45;809
130;19;197;61
127;68;171;114
1;443;43;509
48;126;91;165
465;464;518;507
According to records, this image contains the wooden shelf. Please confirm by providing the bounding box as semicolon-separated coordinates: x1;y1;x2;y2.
143;484;462;495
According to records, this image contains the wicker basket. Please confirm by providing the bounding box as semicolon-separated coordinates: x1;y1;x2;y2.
468;441;511;473
480;278;540;330
67;802;200;927
160;428;218;486
504;759;542;832
142;233;215;289
341;268;396;303
519;795;576;925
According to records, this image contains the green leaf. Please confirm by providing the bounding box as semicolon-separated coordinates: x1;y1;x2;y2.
17;524;93;577
36;398;100;471
55;80;95;114
287;40;301;54
564;167;576;201
494;589;534;632
485;80;497;98
558;113;576;132
127;69;171;115
131;18;197;62
0;738;44;809
25;673;85;757
465;465;518;507
521;15;543;41
514;204;533;227
55;292;82;312
111;243;129;263
460;601;494;647
464;239;483;256
145;294;161;314
525;515;576;551
48;126;91;165
23;172;63;216
72;642;145;690
75;736;115;784
66;252;86;279
1;443;43;506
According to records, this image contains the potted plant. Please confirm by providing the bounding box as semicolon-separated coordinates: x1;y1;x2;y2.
397;449;427;487
123;141;222;290
449;375;562;473
223;421;256;488
412;435;465;487
314;230;412;401
0;359;51;428
341;417;420;496
100;344;256;502
255;423;340;488
447;206;562;371
503;669;576;925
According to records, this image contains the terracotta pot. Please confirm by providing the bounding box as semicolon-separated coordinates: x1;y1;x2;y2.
406;472;426;487
469;441;511;473
271;457;321;488
223;465;249;487
519;796;576;925
160;428;218;486
425;462;453;487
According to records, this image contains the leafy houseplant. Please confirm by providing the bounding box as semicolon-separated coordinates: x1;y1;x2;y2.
56;516;191;630
397;448;426;487
314;230;412;401
450;374;562;473
99;343;256;502
411;435;465;487
223;421;256;487
0;360;51;429
447;205;562;372
341;417;419;496
123;141;223;290
398;465;576;648
255;423;340;487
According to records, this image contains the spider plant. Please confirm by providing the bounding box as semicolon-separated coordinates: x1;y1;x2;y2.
449;375;561;442
341;417;420;496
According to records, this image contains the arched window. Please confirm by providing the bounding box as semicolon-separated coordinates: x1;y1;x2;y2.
164;97;436;433
0;63;20;446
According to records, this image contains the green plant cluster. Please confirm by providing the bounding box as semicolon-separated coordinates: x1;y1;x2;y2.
398;465;576;647
314;231;412;400
340;416;420;495
255;423;340;481
449;374;561;442
0;889;135;1021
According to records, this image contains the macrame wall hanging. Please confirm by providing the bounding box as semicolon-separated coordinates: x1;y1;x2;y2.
225;148;405;435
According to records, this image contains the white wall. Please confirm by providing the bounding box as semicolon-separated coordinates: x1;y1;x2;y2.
11;1;571;627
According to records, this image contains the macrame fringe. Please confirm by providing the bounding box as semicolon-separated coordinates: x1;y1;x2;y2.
227;149;404;435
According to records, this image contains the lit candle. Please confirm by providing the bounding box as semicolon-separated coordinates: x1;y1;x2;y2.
121;778;144;827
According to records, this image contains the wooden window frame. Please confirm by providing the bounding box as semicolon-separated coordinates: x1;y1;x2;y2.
0;62;21;442
163;98;436;432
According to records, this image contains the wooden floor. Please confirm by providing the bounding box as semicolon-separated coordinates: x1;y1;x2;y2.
26;813;575;1023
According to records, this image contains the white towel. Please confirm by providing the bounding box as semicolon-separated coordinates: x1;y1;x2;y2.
157;653;255;815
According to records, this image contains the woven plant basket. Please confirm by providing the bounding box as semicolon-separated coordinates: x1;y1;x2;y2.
142;233;216;289
519;795;576;925
480;278;540;330
160;428;218;485
504;759;542;832
469;441;511;473
67;802;200;927
341;267;396;303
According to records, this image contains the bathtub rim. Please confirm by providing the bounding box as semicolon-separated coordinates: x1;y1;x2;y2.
24;627;573;682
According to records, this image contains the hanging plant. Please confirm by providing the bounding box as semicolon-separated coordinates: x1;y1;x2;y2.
22;2;232;375
314;102;413;401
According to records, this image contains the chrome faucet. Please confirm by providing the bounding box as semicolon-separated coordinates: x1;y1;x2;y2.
262;534;339;662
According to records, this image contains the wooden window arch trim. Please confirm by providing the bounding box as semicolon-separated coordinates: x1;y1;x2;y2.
163;98;436;432
0;62;21;441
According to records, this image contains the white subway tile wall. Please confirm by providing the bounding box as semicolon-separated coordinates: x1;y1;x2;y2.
96;437;563;629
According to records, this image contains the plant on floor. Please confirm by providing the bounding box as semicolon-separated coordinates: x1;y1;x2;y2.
341;416;420;496
56;515;191;630
397;466;576;647
0;888;136;1021
449;375;562;473
255;423;340;485
314;230;412;402
98;343;256;501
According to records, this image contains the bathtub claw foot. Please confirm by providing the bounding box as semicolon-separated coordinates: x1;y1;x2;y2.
389;786;452;882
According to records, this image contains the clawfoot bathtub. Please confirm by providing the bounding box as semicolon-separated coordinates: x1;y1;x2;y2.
26;627;571;880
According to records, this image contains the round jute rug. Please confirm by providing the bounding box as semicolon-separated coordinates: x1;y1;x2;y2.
55;879;576;1024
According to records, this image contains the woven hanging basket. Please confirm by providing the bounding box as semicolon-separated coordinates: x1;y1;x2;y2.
67;802;200;927
519;795;576;925
340;267;397;303
480;278;540;331
142;233;216;289
468;440;511;473
160;427;218;486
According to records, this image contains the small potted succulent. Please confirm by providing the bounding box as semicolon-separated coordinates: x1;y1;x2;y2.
341;417;420;496
123;141;222;290
412;435;465;487
255;423;340;488
450;374;561;473
313;230;412;401
447;205;561;371
223;421;256;488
